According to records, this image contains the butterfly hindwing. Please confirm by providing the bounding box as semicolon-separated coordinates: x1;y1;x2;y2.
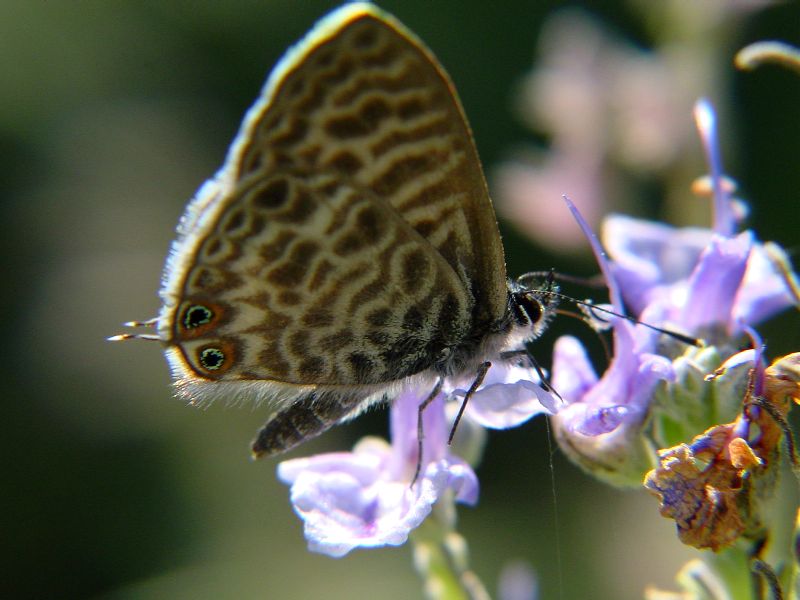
164;170;472;388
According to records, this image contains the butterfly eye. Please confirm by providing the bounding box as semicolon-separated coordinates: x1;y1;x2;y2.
513;292;543;327
198;347;227;371
183;305;215;329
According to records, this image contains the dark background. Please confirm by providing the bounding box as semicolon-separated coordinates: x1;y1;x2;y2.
3;1;799;599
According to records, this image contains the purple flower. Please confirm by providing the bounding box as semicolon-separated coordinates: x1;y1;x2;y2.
549;197;676;484
603;100;795;336
277;389;478;557
552;323;674;438
604;216;792;336
275;356;560;556
549;100;798;486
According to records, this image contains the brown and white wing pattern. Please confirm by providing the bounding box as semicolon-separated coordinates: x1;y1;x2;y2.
154;4;510;455
232;4;507;326
163;170;471;387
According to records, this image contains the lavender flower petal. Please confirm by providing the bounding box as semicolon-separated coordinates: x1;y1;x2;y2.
450;363;557;429
602;214;712;316
680;232;752;332
277;390;479;557
553;322;674;436
735;244;798;324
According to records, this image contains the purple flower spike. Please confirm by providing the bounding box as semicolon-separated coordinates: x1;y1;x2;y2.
550;199;676;484
555;199;675;434
602;100;796;334
277;390;478;557
694;99;735;237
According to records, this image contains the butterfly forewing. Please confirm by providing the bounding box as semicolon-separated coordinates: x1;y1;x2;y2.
233;6;507;321
154;3;511;454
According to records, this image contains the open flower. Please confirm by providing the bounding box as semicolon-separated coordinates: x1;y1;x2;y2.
603;100;796;339
550;198;676;485
277;389;478;557
276;353;561;557
550;100;798;487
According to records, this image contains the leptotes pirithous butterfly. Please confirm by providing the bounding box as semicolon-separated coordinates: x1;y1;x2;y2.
114;3;555;458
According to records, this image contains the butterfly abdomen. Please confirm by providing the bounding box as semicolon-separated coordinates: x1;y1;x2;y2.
251;390;356;457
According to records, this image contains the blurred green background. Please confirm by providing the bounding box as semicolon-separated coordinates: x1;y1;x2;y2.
3;1;800;599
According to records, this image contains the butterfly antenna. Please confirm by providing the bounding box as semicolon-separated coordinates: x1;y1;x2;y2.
552;307;614;362
539;289;704;347
522;269;607;289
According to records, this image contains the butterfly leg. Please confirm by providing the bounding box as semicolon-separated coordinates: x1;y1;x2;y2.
411;378;444;487
749;394;800;474
749;539;782;600
251;390;365;458
447;361;491;445
500;348;562;400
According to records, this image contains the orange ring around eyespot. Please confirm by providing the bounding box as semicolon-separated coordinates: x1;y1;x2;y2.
193;339;237;377
175;300;228;340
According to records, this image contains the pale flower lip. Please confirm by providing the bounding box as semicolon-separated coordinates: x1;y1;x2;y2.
450;362;559;430
275;356;562;557
277;390;478;557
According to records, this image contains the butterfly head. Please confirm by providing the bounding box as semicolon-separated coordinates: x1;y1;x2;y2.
508;272;560;340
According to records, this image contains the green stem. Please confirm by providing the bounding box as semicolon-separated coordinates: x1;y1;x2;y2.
410;496;490;600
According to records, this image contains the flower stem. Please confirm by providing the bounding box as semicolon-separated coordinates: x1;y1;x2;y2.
410;496;490;600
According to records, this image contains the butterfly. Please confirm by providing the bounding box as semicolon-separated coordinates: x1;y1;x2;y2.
113;2;556;459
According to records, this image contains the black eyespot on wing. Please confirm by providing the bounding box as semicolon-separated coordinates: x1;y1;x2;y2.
175;301;230;340
183;305;214;329
199;347;226;371
191;339;237;377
